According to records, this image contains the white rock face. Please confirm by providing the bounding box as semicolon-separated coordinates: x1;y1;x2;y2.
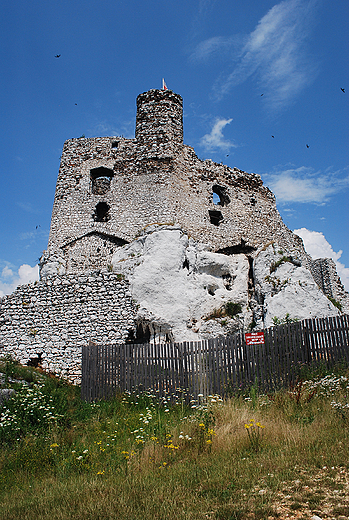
111;229;342;340
40;251;66;278
112;225;252;342
253;244;340;328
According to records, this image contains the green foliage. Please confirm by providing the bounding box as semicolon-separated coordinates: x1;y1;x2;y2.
249;379;259;409
328;296;342;311
225;301;242;317
205;301;242;321
0;363;349;520
247;320;257;332
264;274;290;290
272;313;299;325
0;356;40;385
244;419;265;452
270;255;293;273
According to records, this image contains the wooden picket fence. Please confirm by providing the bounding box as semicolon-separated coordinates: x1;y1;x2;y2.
81;314;349;401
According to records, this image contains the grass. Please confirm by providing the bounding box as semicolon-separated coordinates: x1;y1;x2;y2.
205;302;242;321
0;358;348;519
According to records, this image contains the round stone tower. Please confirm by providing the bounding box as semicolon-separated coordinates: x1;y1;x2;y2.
135;89;183;158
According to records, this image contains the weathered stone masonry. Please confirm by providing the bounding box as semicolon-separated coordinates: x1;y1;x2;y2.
0;272;136;383
45;89;310;274
0;87;348;381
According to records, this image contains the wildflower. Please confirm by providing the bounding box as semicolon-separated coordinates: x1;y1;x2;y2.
50;443;59;448
199;423;205;428
83;449;88;453
97;470;105;475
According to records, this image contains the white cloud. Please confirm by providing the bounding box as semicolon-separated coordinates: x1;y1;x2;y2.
264;166;349;203
189;36;238;62
0;264;39;298
199;118;237;152
193;0;319;109
294;228;349;291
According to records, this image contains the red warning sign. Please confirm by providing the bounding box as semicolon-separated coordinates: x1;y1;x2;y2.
245;332;265;345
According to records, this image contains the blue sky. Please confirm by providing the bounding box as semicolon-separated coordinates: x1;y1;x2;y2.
1;0;348;295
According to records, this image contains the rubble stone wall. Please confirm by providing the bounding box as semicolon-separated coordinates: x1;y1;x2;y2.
310;258;349;313
45;88;311;277
135;89;183;157
0;272;136;383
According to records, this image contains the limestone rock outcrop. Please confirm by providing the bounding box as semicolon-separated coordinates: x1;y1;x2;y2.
111;226;342;342
252;244;340;329
112;225;252;342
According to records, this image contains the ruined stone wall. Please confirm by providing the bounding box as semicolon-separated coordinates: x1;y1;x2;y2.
44;89;310;276
0;272;136;383
310;258;349;313
135;89;183;158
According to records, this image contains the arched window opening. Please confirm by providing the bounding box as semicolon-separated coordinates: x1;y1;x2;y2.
212;185;230;206
94;202;110;222
90;167;114;195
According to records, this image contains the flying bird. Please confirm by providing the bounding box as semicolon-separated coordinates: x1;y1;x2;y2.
306;144;310;148
271;135;275;138
75;103;78;105
261;93;264;96
55;54;61;58
341;88;345;93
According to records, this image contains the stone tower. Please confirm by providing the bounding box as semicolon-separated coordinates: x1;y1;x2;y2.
135;89;183;158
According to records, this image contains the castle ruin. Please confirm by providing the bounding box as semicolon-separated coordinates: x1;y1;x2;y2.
1;88;348;382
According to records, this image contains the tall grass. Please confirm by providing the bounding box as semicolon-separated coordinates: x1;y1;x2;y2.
0;358;348;520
